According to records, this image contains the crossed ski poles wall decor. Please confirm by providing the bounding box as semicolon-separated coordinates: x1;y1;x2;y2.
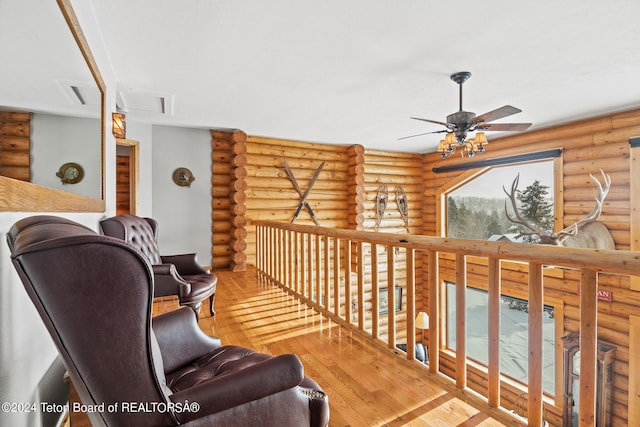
283;159;325;226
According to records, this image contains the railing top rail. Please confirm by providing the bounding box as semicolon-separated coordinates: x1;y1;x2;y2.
253;220;640;276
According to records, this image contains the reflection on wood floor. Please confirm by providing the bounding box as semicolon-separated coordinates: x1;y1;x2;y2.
154;266;523;427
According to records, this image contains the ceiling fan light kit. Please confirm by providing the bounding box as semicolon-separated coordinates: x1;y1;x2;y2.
404;71;531;159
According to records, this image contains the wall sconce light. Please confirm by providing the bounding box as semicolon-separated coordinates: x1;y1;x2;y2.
415;311;430;345
112;112;126;139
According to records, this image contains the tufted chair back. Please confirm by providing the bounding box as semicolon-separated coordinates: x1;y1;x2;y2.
99;214;162;264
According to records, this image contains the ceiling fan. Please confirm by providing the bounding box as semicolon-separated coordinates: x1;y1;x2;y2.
401;71;532;157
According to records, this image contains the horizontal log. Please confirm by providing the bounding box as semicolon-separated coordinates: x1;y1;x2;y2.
0;111;30;122
563;170;628;188
245;176;349;193
212;203;231;215
348;144;365;155
348;164;365;176
212;221;231;233
231;166;247;179
611;109;640;131
245;152;345;170
212;151;232;163
0;151;29;167
211;257;231;269
594;126;640;147
212;187;230;199
563;156;629;175
364;163;423;176
213;245;231;257
0;166;30;181
232;203;247;216
232;215;247;228
245;198;349;212
248;135;349;154
232;153;247;167
213;163;232;175
0;122;29;137
364;149;422;160
0;135;30;151
212;174;231;186
246;165;348;182
364;173;424;186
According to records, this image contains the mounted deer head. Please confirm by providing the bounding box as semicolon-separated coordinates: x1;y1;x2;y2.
503;169;615;249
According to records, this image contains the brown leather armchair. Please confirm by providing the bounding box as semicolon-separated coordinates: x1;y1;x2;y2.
100;214;216;317
7;215;329;427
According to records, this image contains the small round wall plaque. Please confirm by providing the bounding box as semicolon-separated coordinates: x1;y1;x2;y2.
56;162;84;184
172;167;195;187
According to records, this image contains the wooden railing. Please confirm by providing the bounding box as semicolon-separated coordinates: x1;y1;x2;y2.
254;220;640;426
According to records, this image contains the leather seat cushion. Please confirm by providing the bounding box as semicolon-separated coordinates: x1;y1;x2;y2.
166;345;272;392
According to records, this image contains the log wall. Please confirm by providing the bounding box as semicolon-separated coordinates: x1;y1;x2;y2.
0;111;31;181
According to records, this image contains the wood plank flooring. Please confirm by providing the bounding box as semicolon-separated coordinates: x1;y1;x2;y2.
156;267;524;427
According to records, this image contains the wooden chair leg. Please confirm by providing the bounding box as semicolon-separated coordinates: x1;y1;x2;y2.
209;294;216;317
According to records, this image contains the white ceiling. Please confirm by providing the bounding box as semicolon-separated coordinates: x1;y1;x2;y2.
4;1;640;154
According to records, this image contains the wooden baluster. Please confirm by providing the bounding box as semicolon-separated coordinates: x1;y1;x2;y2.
315;234;321;306
357;241;365;330
580;268;598;426
323;236;330;310
333;238;340;317
406;248;416;361
345;240;352;323
299;232;306;296
372;243;379;339
388;245;396;349
488;257;501;408
528;262;543;427
456;254;467;389
307;231;313;300
428;250;439;373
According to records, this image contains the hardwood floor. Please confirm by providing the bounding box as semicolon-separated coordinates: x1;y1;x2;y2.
156;266;523;427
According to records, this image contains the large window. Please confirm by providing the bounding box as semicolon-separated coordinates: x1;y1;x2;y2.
443;159;559;397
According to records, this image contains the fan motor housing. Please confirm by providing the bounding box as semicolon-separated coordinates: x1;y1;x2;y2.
447;111;476;128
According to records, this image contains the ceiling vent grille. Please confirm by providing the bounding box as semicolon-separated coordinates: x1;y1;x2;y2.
116;88;173;116
57;80;101;106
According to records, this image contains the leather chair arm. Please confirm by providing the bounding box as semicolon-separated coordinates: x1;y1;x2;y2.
152;264;191;298
170;354;304;424
152;307;221;373
161;253;209;275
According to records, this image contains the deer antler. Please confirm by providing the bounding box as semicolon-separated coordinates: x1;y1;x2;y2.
556;169;611;242
503;174;543;238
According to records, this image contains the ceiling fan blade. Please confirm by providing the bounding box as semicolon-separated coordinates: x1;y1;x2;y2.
471;105;521;125
481;122;532;131
398;129;448;140
410;117;451;127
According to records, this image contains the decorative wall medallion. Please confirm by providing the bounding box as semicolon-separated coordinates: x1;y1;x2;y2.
56;162;84;184
172;167;195;187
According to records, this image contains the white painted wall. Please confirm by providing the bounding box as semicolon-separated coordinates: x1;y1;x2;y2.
31;113;102;199
151;125;212;267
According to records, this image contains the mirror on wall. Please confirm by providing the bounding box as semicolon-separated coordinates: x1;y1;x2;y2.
0;0;104;210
